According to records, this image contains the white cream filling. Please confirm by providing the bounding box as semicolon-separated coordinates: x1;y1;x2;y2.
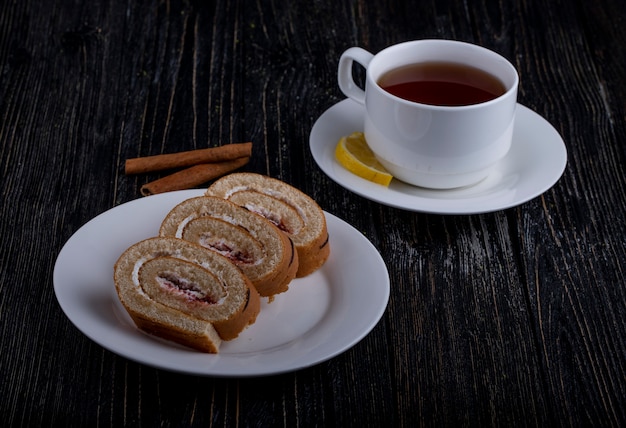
227;185;308;223
175;214;197;238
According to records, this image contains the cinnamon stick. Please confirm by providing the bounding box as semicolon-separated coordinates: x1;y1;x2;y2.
126;142;252;175
140;157;250;196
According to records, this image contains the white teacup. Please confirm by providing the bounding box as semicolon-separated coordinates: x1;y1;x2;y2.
337;39;519;189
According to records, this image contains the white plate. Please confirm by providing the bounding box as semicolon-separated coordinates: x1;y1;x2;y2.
53;190;390;377
310;99;567;214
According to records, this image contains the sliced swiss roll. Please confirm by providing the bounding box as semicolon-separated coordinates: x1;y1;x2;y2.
114;237;260;353
206;173;330;277
159;196;298;298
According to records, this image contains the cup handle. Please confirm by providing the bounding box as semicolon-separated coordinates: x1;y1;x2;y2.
337;47;374;105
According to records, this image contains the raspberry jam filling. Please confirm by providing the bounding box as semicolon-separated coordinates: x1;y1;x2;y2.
157;272;218;304
199;237;255;264
245;205;290;233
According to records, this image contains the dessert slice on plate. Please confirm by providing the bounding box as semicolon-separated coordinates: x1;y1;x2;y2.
206;173;330;277
160;196;298;298
114;237;260;353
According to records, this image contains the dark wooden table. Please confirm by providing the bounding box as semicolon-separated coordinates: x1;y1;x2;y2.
2;0;625;426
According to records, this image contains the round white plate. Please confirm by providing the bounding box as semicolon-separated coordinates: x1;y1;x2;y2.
310;99;567;214
53;190;390;377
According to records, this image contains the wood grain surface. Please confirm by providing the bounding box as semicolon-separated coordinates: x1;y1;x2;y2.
1;0;625;426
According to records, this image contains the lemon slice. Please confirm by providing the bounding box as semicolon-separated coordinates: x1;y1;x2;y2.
335;132;393;186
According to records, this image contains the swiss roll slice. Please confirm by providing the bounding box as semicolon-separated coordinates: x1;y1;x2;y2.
114;237;260;353
206;173;330;277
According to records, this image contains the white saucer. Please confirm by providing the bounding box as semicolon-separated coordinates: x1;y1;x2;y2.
53;190;390;377
310;99;567;214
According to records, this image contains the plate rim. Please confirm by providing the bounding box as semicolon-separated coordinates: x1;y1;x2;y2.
310;98;567;214
53;190;390;377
